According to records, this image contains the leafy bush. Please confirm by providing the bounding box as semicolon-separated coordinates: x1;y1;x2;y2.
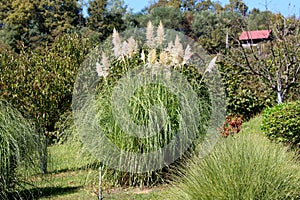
0;100;39;199
261;101;300;148
217;57;275;120
168;133;300;199
0;33;92;134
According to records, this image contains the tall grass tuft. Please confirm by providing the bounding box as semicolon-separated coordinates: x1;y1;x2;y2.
0;100;39;199
167;133;300;200
92;65;210;187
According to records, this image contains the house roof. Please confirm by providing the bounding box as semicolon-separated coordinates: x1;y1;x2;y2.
239;30;272;41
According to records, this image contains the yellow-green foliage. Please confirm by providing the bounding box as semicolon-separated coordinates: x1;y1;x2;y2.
0;33;91;133
262;101;300;148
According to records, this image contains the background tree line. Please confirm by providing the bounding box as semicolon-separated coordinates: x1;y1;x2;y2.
0;0;292;52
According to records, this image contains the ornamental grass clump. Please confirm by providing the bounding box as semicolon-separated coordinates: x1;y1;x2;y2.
168;133;300;200
0;100;39;199
73;21;222;187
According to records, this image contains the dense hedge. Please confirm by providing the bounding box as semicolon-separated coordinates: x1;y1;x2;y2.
261;101;300;148
0;33;92;134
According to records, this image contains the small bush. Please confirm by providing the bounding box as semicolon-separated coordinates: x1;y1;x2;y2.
217;59;274;120
168;133;300;200
220;114;243;137
261;101;300;148
0;100;39;199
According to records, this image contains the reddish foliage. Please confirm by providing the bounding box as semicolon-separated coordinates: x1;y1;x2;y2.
220;114;243;138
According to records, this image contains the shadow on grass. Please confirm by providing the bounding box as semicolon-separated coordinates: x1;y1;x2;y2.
9;186;81;200
47;161;101;174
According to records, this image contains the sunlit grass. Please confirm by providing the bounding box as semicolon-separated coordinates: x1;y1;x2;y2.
0;99;40;199
167;129;300;200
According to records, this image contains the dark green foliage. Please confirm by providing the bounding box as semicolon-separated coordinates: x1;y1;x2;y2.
191;11;244;53
138;7;184;30
0;0;81;50
262;101;300;148
87;0;127;41
0;33;92;135
217;59;274;120
247;9;271;30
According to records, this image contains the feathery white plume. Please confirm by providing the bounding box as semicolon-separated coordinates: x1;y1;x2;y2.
174;35;184;59
120;41;128;57
159;51;170;64
141;50;146;63
205;56;218;73
156;20;165;46
148;49;157;64
96;52;110;77
165;41;174;53
146;21;155;49
127;36;138;58
102;52;110;72
96;62;102;77
183;44;193;64
112;28;121;57
167;35;184;65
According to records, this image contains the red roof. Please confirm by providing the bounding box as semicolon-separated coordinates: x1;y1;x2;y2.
239;30;272;40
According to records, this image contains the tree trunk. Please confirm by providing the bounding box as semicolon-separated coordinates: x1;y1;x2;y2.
277;91;283;104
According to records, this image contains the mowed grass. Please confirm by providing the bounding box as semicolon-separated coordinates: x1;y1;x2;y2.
26;139;167;199
22;115;299;199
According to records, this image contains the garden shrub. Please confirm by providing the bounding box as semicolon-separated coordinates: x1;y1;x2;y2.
0;33;92;136
0;100;39;199
168;133;300;200
261;101;300;148
217;59;274;120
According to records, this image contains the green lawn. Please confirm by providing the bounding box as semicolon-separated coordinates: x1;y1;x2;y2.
22;115;299;199
24;137;168;199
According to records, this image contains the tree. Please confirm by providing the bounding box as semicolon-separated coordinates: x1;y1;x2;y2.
247;9;272;30
2;0;40;49
225;0;248;16
224;16;300;104
148;0;181;11
139;7;183;30
0;0;12;24
191;10;243;53
0;0;81;49
39;0;81;38
87;0;127;41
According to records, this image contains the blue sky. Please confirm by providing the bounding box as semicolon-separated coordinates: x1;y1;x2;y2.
124;0;300;17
